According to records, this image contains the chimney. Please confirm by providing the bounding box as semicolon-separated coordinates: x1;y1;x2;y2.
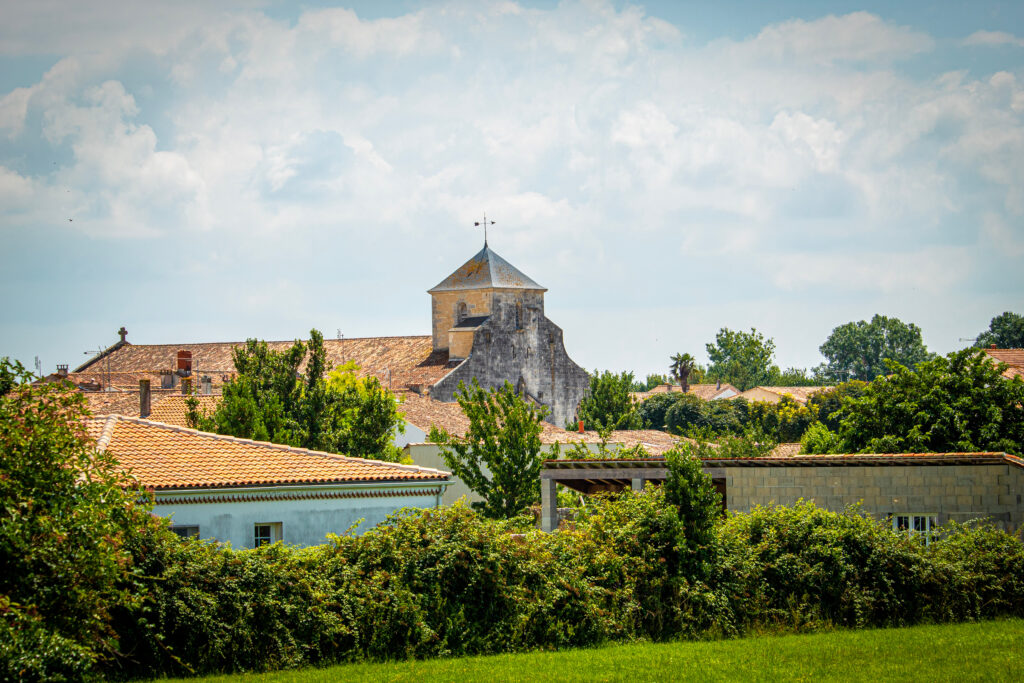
716;379;721;390
991;344;998;350
139;379;151;418
201;376;212;395
578;420;585;434
56;364;68;378
181;378;192;395
118;326;128;343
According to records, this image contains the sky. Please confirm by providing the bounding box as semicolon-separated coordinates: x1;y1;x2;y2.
1;0;1023;379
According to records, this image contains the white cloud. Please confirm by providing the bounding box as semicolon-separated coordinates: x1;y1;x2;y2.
963;30;1024;48
732;11;933;65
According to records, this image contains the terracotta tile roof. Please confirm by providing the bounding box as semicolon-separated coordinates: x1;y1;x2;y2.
737;386;829;404
985;348;1024;380
767;443;803;458
147;395;221;427
398;393;604;444
86;415;449;490
631;383;740;403
77;336;458;393
546;452;1021;469
83;389;178;418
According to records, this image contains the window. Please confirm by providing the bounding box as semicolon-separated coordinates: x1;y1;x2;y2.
170;525;199;539
456;302;468;323
893;514;938;543
254;522;283;547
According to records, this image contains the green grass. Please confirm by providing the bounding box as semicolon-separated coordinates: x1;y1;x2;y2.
169;619;1024;683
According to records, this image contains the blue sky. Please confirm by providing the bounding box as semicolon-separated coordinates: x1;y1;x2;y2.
1;0;1022;378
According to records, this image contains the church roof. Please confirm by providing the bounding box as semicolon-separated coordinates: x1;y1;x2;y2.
429;245;546;293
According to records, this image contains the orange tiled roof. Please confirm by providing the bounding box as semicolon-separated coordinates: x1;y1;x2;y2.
985;348;1024;380
399;392;605;445
147;395;221;427
76;336;457;393
86;415;449;490
631;383;740;403
767;443;803;458
547;452;1021;469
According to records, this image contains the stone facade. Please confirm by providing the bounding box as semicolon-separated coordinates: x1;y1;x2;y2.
428;246;590;426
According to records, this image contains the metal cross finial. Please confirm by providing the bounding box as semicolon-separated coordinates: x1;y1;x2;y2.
474;213;495;246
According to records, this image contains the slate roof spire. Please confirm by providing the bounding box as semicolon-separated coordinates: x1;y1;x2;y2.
428;245;546;293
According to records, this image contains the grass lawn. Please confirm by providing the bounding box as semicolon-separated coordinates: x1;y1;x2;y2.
169;619;1024;683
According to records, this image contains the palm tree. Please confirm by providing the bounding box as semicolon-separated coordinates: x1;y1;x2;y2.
669;353;695;393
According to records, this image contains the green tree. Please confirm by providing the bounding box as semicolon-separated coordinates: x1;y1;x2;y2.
428;380;548;519
669;353;696;392
662;445;723;580
191;330;404;461
975;311;1024;349
575;370;643;430
819;314;932;382
806;380;868;431
0;358;163;679
825;349;1024;454
705;327;777;391
643;373;670;391
767;366;823;387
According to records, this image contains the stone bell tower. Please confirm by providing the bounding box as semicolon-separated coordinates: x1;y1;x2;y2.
427;244;589;426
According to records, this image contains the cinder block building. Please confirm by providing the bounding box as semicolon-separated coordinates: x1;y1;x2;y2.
540;452;1024;534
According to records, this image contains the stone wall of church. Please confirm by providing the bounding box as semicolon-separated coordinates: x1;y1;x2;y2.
429;295;589;426
430;289;494;351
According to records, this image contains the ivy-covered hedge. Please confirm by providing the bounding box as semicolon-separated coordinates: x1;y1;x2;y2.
91;492;1024;680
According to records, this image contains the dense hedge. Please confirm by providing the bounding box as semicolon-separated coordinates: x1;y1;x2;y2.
84;492;1024;680
5;488;1024;680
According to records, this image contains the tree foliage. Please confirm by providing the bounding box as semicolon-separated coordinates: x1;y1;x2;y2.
0;358;162;680
804;350;1024;455
575;369;643;430
190;330;404;461
428;380;548;519
818;314;932;382
975;311;1024;349
669;353;696;392
705;328;776;391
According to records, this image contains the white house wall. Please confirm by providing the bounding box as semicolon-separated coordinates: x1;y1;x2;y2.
154;484;444;549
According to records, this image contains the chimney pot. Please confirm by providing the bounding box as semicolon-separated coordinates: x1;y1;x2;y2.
56;364;68;378
991;344;997;349
577;420;584;434
139;379;151;418
181;378;192;395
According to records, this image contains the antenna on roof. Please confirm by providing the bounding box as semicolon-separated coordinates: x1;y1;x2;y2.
474;212;495;247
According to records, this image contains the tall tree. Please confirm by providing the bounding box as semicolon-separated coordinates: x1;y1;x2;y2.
705;327;777;391
669;353;696;392
813;350;1024;455
975;311;1024;349
1;358;162;680
428;380;548;519
190;330;404;461
818;314;931;382
575;370;643;430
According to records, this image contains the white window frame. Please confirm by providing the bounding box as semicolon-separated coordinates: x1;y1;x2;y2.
254;522;283;547
892;513;938;543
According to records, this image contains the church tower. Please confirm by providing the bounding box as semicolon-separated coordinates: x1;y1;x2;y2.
427;245;590;426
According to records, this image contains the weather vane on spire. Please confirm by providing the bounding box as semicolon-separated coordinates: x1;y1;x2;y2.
475;213;495;246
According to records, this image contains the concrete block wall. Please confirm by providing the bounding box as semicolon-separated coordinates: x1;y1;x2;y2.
718;463;1024;532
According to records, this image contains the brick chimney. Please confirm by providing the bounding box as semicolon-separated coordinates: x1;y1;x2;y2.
56;364;68;378
181;378;192;395
578;420;584;434
991;344;998;350
139;379;151;418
